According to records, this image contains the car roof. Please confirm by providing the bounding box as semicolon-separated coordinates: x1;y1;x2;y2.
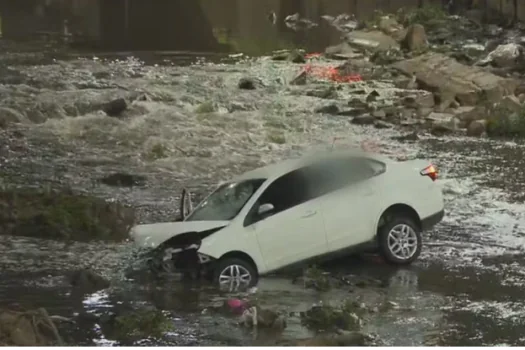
233;149;393;182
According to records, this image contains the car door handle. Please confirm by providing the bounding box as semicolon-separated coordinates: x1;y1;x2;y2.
301;210;317;218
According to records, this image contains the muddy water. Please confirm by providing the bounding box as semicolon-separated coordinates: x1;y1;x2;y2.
1;50;525;345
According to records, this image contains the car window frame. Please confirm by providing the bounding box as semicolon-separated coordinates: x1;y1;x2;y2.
243;167;312;227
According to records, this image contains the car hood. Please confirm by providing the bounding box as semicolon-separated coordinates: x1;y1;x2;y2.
129;220;230;249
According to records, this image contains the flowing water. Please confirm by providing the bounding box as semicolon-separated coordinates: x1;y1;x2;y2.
1;46;525;346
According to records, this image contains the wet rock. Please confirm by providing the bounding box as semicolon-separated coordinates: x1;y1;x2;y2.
240;306;286;330
290;70;307;85
103;98;128;117
402;93;434;109
325;42;361;60
99;172;147;188
401;24;428;52
0;108;23;129
374;120;392;129
392;131;419;142
306;86;338;99
301;305;361;332
294;331;373;346
272;50;305;63
105;308;174;343
0;308;64;346
467;119;487;137
315;104;340;115
366;90;380;102
478;43;522;68
26;109;47;124
430;122;456;136
393;53;518;105
70;268;110;294
378;16;404;38
348;98;370;109
351;115;375;125
346;30;400;51
0;189;135;241
238;77;256;90
372;110;386;119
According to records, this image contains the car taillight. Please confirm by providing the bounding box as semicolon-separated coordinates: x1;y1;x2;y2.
420;164;438;181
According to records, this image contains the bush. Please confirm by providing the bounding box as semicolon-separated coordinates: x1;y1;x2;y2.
485;104;525;138
0;188;135;241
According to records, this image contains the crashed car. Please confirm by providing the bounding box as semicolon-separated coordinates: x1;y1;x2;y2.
129;149;444;289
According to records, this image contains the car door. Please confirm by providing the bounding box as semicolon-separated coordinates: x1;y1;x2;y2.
243;168;328;272
305;157;385;253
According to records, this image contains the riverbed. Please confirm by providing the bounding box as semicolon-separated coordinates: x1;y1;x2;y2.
1;48;525;346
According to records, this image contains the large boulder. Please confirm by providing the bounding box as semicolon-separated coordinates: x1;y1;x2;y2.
0;189;135;241
393;53;518;106
401;24;428;52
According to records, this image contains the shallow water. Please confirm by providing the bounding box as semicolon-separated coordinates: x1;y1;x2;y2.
1;48;525;345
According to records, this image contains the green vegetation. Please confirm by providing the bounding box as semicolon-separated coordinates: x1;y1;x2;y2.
111;309;174;342
147;143;169;160
0;188;135;241
397;5;447;28
485;104;525;138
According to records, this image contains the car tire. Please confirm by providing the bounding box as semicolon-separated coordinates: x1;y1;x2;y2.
378;216;422;265
213;257;258;290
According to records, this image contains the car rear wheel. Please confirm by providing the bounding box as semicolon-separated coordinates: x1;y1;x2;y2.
378;217;422;265
213;257;258;291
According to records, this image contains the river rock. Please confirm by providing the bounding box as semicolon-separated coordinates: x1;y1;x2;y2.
0;107;23;128
0;189;135;241
393;53;518;105
401;24;428;52
99;172;147;188
346;30;399;51
103;98;128;117
351;115;375;125
467;119;487;137
402;93;434;109
70;268;110;294
294;332;372;346
325;42;361;60
238;78;256;90
315;104;340;115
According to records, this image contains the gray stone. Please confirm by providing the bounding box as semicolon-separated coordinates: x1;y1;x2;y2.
467;119;487;137
351;115;375;125
393;53;518;106
315;104;340;115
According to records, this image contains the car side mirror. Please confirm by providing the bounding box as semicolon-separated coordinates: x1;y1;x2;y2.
257;203;274;216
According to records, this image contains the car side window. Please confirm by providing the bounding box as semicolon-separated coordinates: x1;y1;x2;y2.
305;157;385;197
244;169;310;226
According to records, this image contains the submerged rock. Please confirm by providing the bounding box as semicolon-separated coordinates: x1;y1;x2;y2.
70;268;110;294
99;172;147;188
0;189;135;241
238;77;256;90
103;98;128;117
104;308;174;343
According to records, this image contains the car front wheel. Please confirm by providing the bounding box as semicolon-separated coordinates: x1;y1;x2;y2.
378;217;422;265
213;257;258;291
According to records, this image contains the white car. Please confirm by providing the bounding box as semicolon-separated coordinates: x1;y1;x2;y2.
129;149;444;289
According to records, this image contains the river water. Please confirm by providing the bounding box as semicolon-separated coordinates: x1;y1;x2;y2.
1;44;525;345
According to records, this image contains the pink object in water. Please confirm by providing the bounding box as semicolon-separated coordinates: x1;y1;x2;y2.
227;298;245;309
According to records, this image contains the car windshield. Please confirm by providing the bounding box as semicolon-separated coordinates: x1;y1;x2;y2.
185;179;266;221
